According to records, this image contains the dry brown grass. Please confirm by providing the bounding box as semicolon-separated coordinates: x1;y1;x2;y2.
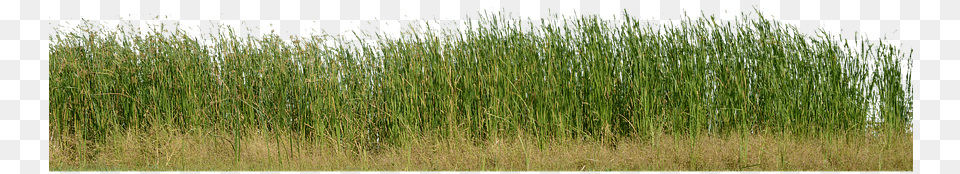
50;127;912;171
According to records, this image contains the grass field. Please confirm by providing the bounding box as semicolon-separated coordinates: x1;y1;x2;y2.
51;128;910;171
49;9;913;171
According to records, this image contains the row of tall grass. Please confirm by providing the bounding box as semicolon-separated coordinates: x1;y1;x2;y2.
50;10;912;154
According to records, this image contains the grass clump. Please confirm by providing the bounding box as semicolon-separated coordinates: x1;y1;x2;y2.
50;9;912;171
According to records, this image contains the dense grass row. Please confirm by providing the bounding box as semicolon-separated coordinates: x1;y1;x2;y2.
50;10;912;153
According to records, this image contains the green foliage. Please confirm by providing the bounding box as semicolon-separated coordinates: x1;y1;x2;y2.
50;9;912;152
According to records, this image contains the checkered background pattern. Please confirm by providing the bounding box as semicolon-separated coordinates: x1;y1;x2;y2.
0;0;955;173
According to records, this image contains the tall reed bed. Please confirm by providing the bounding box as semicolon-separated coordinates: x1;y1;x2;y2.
50;10;912;154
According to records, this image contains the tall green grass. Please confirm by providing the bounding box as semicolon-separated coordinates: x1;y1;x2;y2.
50;9;912;155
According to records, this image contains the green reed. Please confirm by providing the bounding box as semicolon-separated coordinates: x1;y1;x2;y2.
50;9;912;155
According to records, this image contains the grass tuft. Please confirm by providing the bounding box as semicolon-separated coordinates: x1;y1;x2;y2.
50;8;912;171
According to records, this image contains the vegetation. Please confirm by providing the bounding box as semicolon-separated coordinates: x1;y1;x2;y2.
50;9;912;171
50;129;911;171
